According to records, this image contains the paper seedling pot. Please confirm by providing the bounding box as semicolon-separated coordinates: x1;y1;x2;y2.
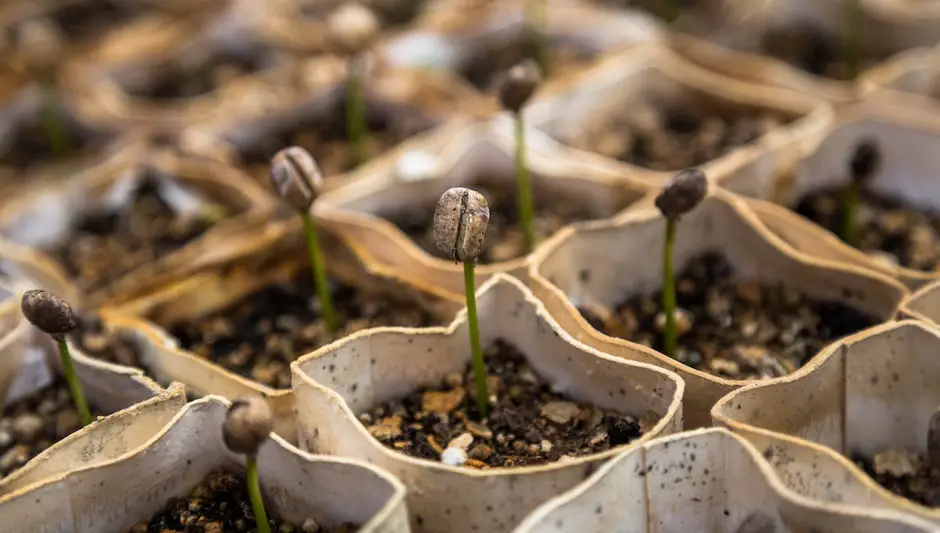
860;45;940;116
513;427;937;533
292;274;684;533
318;119;652;301
105;216;462;440
0;395;412;533
756;101;940;290
712;320;940;526
519;44;832;199
528;188;907;429
0;147;276;308
900;279;940;325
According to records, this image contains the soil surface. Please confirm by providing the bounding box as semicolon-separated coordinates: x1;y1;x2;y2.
795;186;940;272
385;180;603;264
568;105;789;171
48;0;147;45
168;267;438;389
462;39;595;92
854;449;940;507
0;379;102;478
122;50;280;101
360;339;650;468
44;168;225;293
129;470;358;533
71;313;151;371
577;252;878;380
0;114;103;172
761;26;887;81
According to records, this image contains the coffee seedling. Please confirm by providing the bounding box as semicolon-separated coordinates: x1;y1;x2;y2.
660;0;680;24
270;146;338;334
19;19;70;158
223;396;275;533
839;139;880;246
497;60;542;254
654;168;708;358
525;0;550;76
433;187;491;418
21;289;91;426
842;0;861;80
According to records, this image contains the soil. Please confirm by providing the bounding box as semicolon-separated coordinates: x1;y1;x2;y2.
129;470;358;533
384;180;602;263
0;379;103;478
0;114;105;172
167;267;438;389
577;252;878;380
761;25;888;81
71;313;152;372
461;39;595;92
122;50;281;101
854;449;940;507
43;168;225;293
236;99;437;180
567;105;789;171
794;186;940;272
360;339;649;468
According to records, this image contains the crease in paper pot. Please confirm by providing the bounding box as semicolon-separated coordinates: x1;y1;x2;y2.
521;44;833;199
318;119;652;300
292;274;684;533
0;396;412;533
758;101;940;290
527;188;907;429
900;279;940;326
712;319;940;526
513;427;937;533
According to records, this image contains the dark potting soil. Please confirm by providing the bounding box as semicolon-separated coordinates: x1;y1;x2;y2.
853;450;940;507
761;25;888;81
461;39;595;91
577;252;878;380
0;379;103;478
71;313;152;372
0;115;104;172
122;50;279;101
44;170;224;293
128;470;358;533
567;106;790;171
168;268;438;389
360;339;648;468
795;186;940;272
385;181;601;264
48;0;147;45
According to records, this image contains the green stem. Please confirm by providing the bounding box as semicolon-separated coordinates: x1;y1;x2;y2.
246;454;271;533
57;339;91;426
514;112;536;254
41;82;70;159
525;0;550;77
346;60;368;168
842;0;861;80
839;181;860;247
301;211;338;334
661;0;679;24
662;218;677;358
463;261;488;420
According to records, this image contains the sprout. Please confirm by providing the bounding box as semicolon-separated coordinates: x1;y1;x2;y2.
434;187;490;418
270;147;338;334
838;139;880;247
524;0;550;76
660;0;680;23
497;60;542;254
21;289;91;426
842;0;861;80
223;396;274;533
19;18;70;158
654;168;708;358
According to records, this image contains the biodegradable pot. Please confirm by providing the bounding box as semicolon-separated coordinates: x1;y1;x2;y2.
104;216;462;440
527;188;907;429
513;427;937;533
518;44;833;199
712;319;940;526
0;395;412;533
292;274;685;533
755;101;940;290
318;119;652;301
0;147;277;307
900;278;940;325
860;45;940;116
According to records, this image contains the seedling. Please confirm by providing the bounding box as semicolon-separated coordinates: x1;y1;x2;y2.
328;3;380;168
21;289;91;426
497;60;542;254
660;0;680;24
842;0;861;80
525;0;550;76
928;406;940;471
838;139;880;247
223;396;275;533
20;19;71;158
654;168;708;358
270;147;338;334
433;187;491;418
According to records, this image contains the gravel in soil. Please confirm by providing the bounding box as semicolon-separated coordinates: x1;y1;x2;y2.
168;268;438;389
761;25;888;81
359;339;649;468
384;180;602;264
854;449;940;507
794;186;940;272
577;252;879;380
567;105;789;171
0;379;103;478
461;40;595;92
129;470;358;533
44;168;224;294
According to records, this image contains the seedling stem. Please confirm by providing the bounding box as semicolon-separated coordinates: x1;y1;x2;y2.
463;261;488;419
57;339;92;426
843;0;861;80
301;211;338;334
346;60;368;167
526;0;550;77
662;218;677;357
246;454;271;533
839;181;860;246
514;112;536;253
41;82;70;158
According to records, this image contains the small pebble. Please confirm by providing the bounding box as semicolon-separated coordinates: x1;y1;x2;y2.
441;447;468;466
